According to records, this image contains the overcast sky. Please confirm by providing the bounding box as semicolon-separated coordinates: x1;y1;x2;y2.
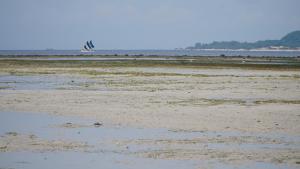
0;0;300;49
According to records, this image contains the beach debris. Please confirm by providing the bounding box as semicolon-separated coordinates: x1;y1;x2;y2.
64;122;73;128
62;122;85;128
57;122;89;128
93;122;103;127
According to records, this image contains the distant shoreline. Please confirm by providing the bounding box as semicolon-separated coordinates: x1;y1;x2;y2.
184;48;300;52
187;31;300;50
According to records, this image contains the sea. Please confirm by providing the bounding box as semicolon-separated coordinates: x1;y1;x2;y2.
0;50;300;57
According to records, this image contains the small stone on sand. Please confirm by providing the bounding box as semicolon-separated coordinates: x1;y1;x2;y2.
94;122;102;127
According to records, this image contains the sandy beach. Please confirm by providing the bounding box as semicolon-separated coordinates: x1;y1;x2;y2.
0;56;299;169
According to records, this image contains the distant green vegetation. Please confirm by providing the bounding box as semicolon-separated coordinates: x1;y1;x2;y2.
187;31;300;49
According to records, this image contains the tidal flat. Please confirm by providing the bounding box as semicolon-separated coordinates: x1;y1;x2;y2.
0;56;299;169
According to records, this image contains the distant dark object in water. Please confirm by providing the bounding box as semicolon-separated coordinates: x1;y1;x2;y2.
220;54;226;57
94;122;102;127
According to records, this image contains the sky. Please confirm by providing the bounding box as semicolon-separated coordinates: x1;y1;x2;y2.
0;0;300;50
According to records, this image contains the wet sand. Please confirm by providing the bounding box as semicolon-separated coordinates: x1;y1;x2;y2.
0;56;299;169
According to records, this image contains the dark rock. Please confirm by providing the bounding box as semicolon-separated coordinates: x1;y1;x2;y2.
94;122;103;127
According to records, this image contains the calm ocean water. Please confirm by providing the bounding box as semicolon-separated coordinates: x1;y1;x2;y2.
0;50;300;57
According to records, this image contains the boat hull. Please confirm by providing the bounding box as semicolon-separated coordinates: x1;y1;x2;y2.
80;50;95;53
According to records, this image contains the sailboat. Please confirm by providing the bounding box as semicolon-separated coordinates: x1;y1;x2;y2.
81;40;95;52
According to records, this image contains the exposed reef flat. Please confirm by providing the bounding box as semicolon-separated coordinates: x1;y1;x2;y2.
0;55;299;169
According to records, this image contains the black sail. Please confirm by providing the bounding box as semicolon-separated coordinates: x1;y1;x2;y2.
90;40;95;48
84;45;89;50
86;41;92;49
